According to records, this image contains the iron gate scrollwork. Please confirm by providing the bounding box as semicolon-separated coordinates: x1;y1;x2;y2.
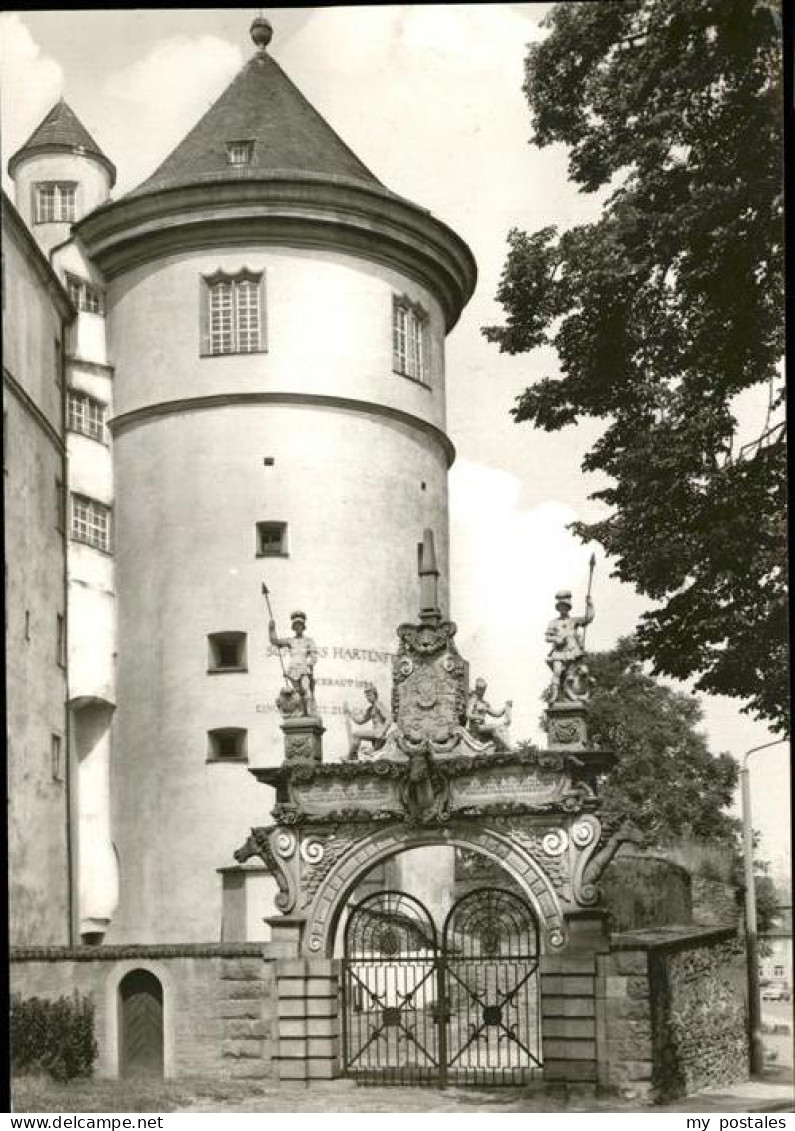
341;887;542;1086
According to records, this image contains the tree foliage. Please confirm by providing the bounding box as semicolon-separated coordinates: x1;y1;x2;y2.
484;0;787;731
583;636;740;846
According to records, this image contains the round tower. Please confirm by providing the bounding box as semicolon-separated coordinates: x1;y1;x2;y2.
76;21;477;943
8;99;115;257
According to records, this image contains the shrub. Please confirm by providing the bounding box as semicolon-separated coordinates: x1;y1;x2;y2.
10;991;97;1080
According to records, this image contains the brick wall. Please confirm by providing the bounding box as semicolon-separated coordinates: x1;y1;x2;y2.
10;945;275;1079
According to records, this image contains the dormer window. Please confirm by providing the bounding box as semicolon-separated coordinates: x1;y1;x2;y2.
227;140;254;166
35;182;76;224
200;270;266;356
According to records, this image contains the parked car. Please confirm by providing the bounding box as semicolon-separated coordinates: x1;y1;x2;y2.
761;983;792;1002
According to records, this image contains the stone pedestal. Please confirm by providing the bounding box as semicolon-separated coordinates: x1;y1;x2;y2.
281;715;324;763
266;914;306;958
547;701;589;751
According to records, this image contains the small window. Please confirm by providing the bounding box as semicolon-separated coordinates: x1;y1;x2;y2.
67;390;107;442
51;734;63;782
66;274;104;315
54;337;62;386
208;632;247;673
207;728;248;762
393;296;429;384
35;182;76;224
227;140;254;166
255;521;288;558
774;965;785;977
55;477;65;532
201;270;266;356
56;614;66;667
71;493;112;552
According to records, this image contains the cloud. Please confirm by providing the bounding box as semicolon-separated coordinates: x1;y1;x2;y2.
0;14;63;192
100;35;242;194
450;459;600;743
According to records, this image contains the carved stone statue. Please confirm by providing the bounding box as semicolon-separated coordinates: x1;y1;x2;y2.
465;678;514;752
545;589;594;702
344;684;395;761
269;610;319;716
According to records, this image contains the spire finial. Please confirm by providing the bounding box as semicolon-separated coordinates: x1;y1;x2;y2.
250;13;273;53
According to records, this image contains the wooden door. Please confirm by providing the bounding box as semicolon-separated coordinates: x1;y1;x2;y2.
119;970;164;1077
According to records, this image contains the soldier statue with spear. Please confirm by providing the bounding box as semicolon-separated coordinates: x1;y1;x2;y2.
545;554;596;703
262;583;319;717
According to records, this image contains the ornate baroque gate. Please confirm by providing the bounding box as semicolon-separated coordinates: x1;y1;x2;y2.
341;887;542;1086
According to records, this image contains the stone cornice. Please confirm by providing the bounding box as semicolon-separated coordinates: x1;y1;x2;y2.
74;178;477;332
108;391;457;467
610;924;737;953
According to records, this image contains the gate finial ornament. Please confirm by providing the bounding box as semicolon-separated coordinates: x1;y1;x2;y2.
418;528;442;625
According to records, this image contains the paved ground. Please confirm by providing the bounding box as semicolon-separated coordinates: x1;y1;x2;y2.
180;1076;794;1114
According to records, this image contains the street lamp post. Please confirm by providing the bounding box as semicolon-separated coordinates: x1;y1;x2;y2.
740;739;788;1076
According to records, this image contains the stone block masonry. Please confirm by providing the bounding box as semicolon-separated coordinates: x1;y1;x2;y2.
273;958;340;1081
10;944;275;1079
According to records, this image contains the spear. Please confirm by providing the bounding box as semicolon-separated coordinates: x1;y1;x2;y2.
580;553;597;651
261;582;289;685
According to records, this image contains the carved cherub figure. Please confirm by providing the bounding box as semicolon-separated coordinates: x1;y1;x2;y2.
344;684;394;760
269;610;318;716
545;589;594;702
465;678;514;752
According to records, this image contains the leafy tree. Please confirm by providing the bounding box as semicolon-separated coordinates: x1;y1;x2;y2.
753;872;781;936
578;636;740;845
484;0;787;732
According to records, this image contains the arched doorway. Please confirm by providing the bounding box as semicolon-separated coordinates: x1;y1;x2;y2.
118;969;164;1078
341;885;541;1085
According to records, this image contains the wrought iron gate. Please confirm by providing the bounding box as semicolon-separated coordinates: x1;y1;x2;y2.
341;887;541;1086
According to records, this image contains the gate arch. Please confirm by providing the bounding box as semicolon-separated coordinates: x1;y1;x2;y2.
118;969;164;1078
303;821;567;957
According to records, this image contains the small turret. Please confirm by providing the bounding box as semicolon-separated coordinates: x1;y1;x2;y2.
7;99;115;255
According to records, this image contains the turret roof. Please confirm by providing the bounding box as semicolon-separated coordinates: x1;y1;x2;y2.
127;48;383;199
8;99;116;186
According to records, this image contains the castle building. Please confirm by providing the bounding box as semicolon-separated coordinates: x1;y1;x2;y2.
5;18;476;949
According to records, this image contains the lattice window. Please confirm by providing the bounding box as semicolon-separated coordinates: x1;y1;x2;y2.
203;272;265;356
392;296;428;383
67;390;106;442
70;493;112;552
35;182;76;223
66;273;104;314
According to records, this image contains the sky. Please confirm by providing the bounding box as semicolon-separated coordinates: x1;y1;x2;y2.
1;5;789;880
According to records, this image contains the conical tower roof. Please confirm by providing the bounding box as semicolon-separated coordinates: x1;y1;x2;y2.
128;46;383;199
8;98;116;186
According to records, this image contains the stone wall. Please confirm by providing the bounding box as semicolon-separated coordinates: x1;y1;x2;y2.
601;855;691;931
649;934;746;1098
10;945;275;1079
690;877;740;927
604;926;746;1102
